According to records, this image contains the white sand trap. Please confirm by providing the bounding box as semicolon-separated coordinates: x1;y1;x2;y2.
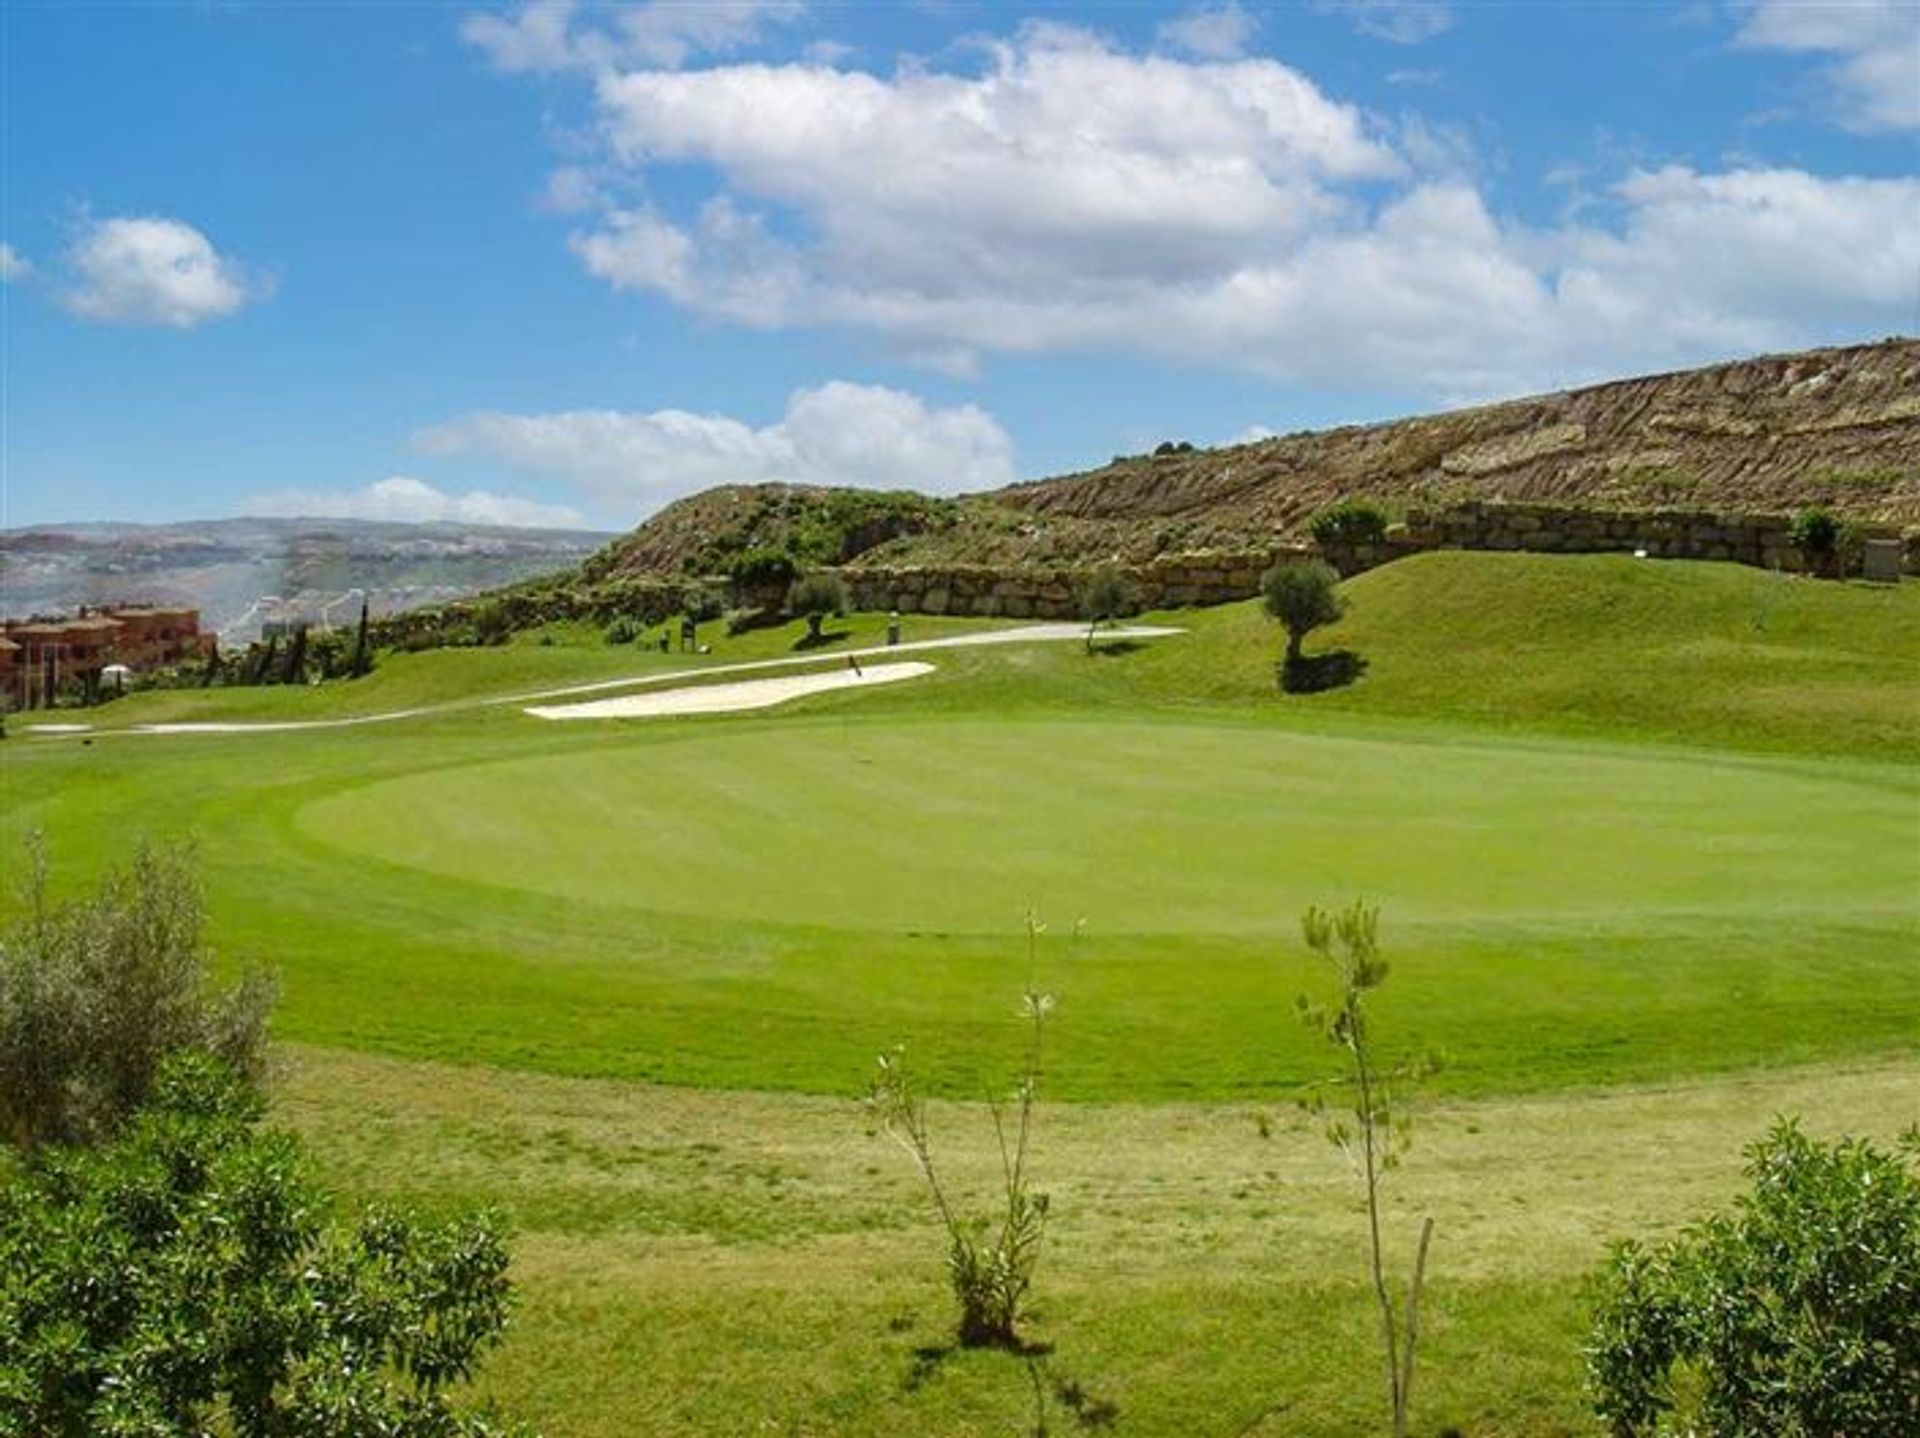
525;661;935;720
26;723;93;734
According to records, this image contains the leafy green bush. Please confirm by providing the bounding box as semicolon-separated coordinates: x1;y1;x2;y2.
1309;500;1391;546
1789;506;1843;575
470;598;514;646
603;615;641;645
0;840;274;1153
1586;1119;1920;1437
0;1054;529;1437
1262;559;1347;669
731;548;799;591
787;571;848;641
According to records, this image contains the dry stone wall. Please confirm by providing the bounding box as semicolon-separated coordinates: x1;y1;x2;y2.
843;547;1310;620
846;501;1913;621
1378;500;1917;574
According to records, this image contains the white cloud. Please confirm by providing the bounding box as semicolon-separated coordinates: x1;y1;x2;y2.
462;0;806;73
414;382;1017;514
490;21;1920;398
1736;0;1920;131
247;476;584;529
1318;1;1456;45
1157;4;1260;59
0;244;30;281
62;217;261;328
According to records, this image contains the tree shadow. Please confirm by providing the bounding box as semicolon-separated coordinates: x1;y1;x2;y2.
791;627;853;651
1087;638;1146;658
1279;649;1367;694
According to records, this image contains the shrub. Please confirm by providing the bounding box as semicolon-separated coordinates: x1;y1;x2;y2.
1309;500;1391;546
0;1054;530;1437
787;571;848;641
1262;559;1347;669
1789;506;1842;576
1076;566;1139;652
0;840;274;1153
731;548;799;592
603;615;641;645
470;599;513;647
1587;1119;1920;1437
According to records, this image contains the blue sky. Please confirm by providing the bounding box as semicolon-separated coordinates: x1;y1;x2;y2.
4;1;1916;531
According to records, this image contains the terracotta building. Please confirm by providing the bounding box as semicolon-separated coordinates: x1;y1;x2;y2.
1;605;213;710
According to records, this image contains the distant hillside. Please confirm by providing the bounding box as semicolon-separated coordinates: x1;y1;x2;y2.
593;338;1920;578
1;516;615;639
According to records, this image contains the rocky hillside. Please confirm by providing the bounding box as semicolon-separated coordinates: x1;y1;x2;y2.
591;338;1920;577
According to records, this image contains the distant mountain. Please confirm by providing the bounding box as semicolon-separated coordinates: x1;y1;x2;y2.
0;516;617;640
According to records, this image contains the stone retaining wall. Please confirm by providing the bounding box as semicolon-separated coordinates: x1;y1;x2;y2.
843;547;1311;620
1325;501;1918;576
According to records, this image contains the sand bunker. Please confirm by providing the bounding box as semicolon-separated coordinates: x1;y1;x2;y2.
525;661;935;720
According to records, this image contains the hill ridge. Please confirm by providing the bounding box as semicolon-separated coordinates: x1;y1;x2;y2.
595;337;1920;578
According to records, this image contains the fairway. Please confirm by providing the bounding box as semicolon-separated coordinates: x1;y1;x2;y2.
301;716;1917;936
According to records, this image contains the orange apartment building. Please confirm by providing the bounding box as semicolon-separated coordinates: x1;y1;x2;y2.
0;604;213;710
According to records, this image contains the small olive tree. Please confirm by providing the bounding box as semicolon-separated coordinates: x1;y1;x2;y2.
788;571;849;641
0;838;274;1153
1076;567;1139;652
1296;903;1434;1438
1262;560;1347;668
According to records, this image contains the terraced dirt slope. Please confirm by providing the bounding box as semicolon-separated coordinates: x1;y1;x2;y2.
592;338;1920;576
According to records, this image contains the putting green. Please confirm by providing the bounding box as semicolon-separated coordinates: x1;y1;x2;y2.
298;717;1916;937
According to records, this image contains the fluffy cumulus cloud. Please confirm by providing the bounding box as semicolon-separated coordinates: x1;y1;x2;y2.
0;244;30;281
1736;0;1920;132
62;217;261;328
476;10;1920;397
463;0;806;73
414;382;1017;512
247;476;584;529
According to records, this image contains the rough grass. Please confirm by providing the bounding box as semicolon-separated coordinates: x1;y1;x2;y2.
280;1045;1920;1438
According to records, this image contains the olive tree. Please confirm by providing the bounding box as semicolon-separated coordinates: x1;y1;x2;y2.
1076;566;1138;652
787;571;849;641
1262;559;1346;667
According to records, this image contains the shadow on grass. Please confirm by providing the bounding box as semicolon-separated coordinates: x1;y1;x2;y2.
903;1340;1118;1432
791;627;853;651
1087;638;1147;658
1279;649;1367;694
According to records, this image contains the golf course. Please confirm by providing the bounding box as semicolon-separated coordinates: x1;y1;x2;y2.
4;551;1917;1435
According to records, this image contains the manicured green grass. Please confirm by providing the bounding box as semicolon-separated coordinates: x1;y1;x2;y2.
4;556;1914;1101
